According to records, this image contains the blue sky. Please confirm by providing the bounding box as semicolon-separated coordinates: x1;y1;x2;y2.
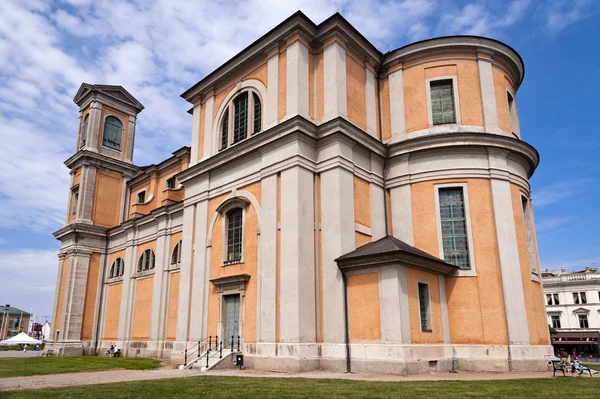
0;0;598;322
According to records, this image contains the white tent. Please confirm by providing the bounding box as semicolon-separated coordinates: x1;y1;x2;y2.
0;332;42;346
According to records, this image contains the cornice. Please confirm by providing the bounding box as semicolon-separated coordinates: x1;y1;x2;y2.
387;132;539;177
64;150;139;175
53;223;109;241
128;146;191;187
108;201;184;236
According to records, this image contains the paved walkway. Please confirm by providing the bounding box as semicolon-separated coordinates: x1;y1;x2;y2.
0;351;43;358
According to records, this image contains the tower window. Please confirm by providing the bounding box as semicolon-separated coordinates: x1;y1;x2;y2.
220;90;262;150
418;283;432;332
430;80;456;125
439;187;470;269
521;195;538;274
171;240;182;267
71;188;79;215
81;114;89;148
102;116;123;151
226;208;243;262
507;91;517;134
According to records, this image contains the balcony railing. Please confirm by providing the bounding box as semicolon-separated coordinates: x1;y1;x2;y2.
543;273;600;284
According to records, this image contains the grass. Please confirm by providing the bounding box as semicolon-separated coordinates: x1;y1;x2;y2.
0;356;160;378
3;376;600;399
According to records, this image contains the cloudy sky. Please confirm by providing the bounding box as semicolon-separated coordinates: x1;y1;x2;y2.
0;0;598;323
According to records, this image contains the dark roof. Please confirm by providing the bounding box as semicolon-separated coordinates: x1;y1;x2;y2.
1;305;31;316
336;235;442;262
335;235;458;275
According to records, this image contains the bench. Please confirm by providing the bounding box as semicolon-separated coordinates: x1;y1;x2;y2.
550;360;566;377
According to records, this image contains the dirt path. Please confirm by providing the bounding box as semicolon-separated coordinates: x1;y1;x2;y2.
0;367;564;392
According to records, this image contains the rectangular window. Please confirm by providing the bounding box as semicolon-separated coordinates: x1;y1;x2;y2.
521;196;538;274
581;292;587;304
137;191;146;204
578;314;589;328
166;177;176;189
573;292;580;304
553;293;559;305
430;80;456;125
573;292;587;304
439;187;470;269
546;294;552;305
551;315;561;329
507;92;516;134
226;209;243;262
546;293;559;305
72;189;79;215
418;283;431;332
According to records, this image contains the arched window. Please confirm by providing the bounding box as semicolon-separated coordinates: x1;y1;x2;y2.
81;114;89;147
109;258;124;278
220;90;261;150
226;208;243;262
171;240;182;267
102;116;123;150
137;249;155;272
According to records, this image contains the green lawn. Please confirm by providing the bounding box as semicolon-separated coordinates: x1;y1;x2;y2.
3;376;600;399
0;356;160;378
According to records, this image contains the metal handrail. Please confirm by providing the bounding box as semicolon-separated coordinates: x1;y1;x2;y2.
184;335;242;368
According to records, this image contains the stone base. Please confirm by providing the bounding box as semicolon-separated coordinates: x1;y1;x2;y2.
47;340;85;356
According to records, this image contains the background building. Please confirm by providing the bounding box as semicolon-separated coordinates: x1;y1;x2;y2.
543;265;600;356
49;12;551;374
0;305;31;339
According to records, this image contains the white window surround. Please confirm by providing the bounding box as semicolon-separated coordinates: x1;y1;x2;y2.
426;76;462;129
135;189;153;205
164;176;181;191
506;89;520;137
433;182;477;277
218;198;248;266
417;280;433;333
520;192;539;279
212;80;267;155
101;114;124;152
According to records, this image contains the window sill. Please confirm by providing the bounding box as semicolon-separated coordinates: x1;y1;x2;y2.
169;263;181;271
222;259;243;267
106;277;124;284
101;144;122;152
421;329;433;333
134;269;155;278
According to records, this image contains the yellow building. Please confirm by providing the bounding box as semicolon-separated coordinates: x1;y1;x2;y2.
50;12;551;374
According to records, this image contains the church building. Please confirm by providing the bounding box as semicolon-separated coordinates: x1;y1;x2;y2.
50;11;551;374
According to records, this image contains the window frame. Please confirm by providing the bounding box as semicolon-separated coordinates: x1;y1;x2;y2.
137;249;156;274
218;89;262;151
80;113;89;148
506;89;520;137
171;240;182;269
426;76;461;128
520;193;539;278
165;176;177;190
417;281;433;333
137;190;147;205
218;199;247;266
434;183;476;276
108;257;125;281
578;314;589;329
101;115;124;151
551;315;561;329
573;292;587;305
71;187;79;216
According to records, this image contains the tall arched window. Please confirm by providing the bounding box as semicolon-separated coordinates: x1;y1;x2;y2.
220;90;261;150
109;258;124;278
137;249;155;272
226;208;243;262
171;240;182;267
80;114;89;147
102;116;123;150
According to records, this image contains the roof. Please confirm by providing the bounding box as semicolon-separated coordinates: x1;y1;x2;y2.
73;83;144;113
335;235;458;276
1;305;31;316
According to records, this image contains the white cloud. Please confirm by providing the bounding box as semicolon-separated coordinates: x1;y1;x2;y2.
541;0;598;35
535;216;572;234
532;179;591;208
0;249;59;319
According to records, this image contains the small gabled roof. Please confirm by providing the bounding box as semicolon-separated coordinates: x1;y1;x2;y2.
73;83;144;113
335;235;458;276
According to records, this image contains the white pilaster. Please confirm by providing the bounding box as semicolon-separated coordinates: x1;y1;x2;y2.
389;68;406;140
118;233;136;341
190;103;202;164
176;205;196;342
365;68;377;136
478;58;499;134
63;252;91;341
264;53;279;129
390;184;414;245
257;174;278;342
149;218;168;341
285;41;309;120
370;184;386;240
323;42;347;121
77;166;97;224
378;265;411;343
320;165;354;342
125;115;136;162
86;101;102;153
202;96;214;160
488;150;530;345
438;275;450;344
189;199;209;341
279;167;315;342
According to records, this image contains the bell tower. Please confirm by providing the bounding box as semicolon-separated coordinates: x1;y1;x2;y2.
50;84;143;356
